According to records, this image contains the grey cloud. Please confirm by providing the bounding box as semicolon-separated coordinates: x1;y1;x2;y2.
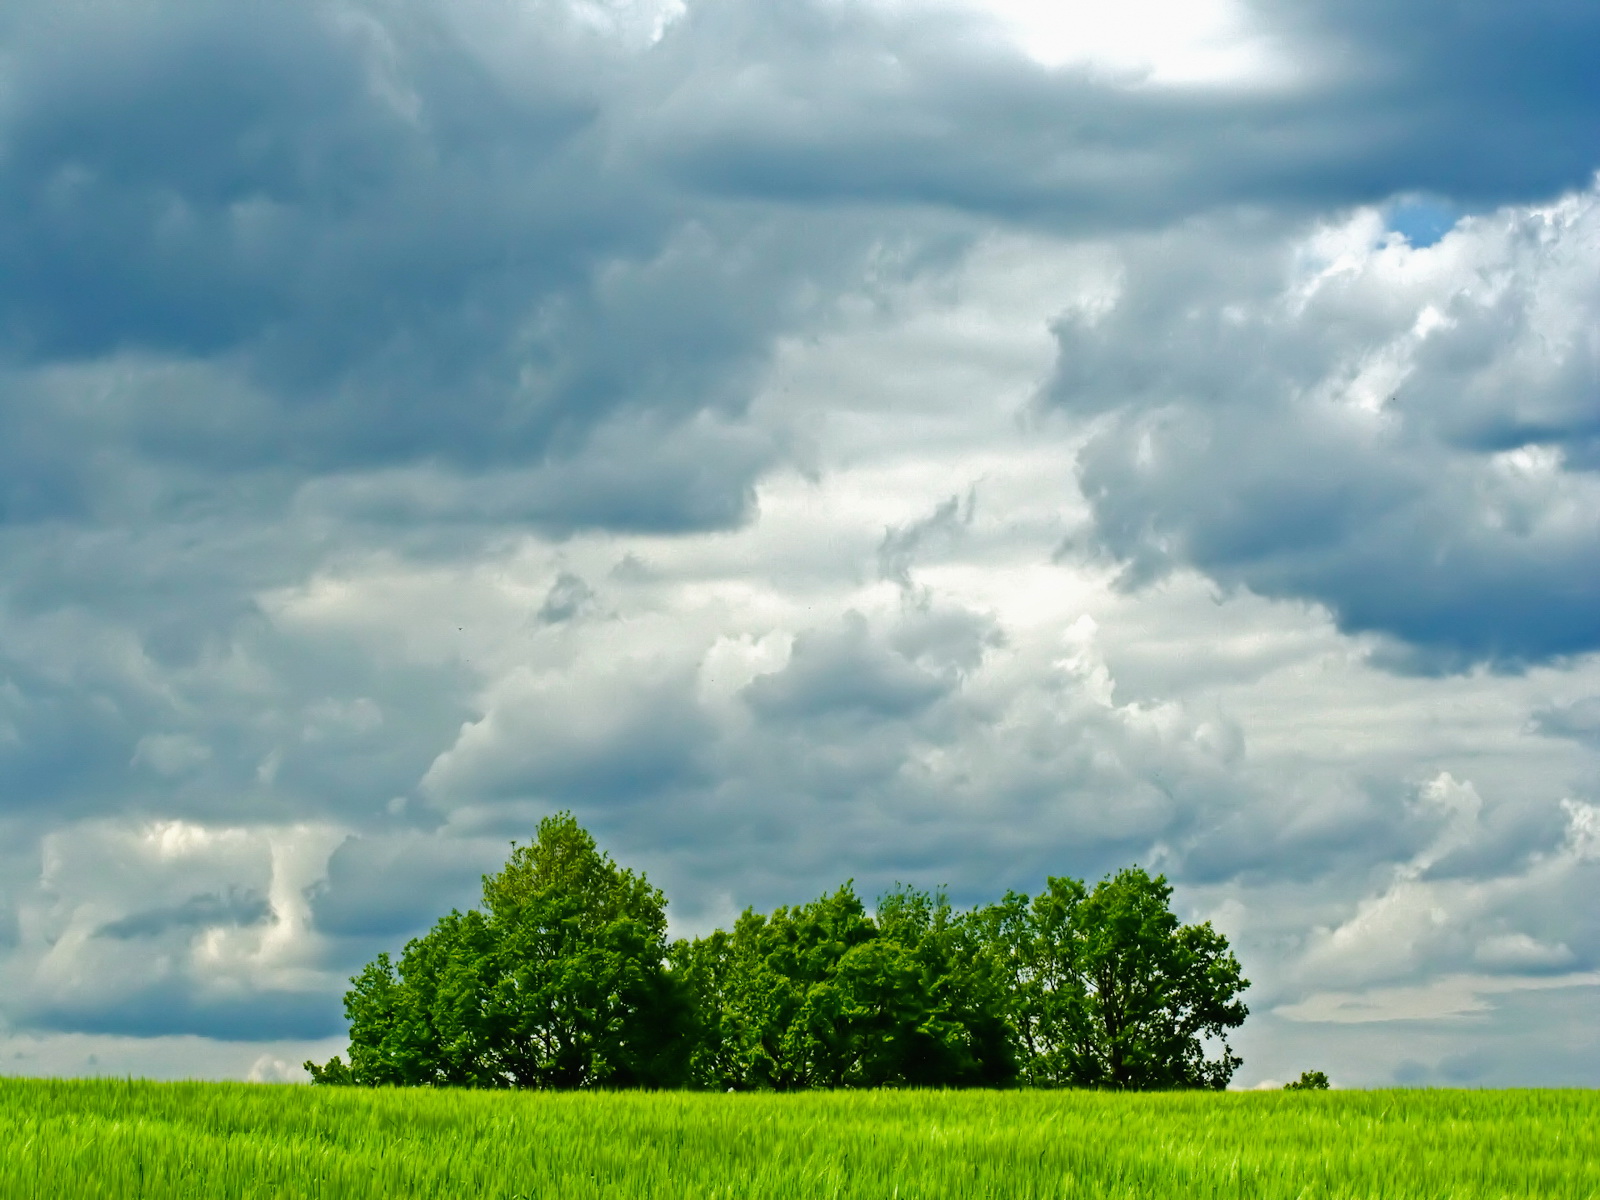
0;0;871;550
309;832;499;942
1258;0;1600;201
744;613;953;721
0;816;345;1042
0;585;475;825
888;606;1003;677
23;984;340;1042
1160;777;1425;887
398;599;1251;922
94;889;272;940
680;611;1244;910
0;0;894;861
537;573;596;624
878;492;974;590
1531;697;1600;745
289;409;780;538
2;0;1597;546
642;0;1600;229
7;0;1595;537
423;664;716;806
0;3;617;382
1280;831;1600;994
1239;979;1600;1087
1046;194;1600;669
1171;766;1574;891
1415;801;1573;884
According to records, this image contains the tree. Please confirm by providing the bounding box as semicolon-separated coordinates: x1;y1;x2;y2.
307;909;502;1087
977;877;1092;1088
677;884;881;1090
673;883;1015;1090
310;816;1251;1093
479;813;692;1089
1285;1070;1330;1090
307;812;691;1089
977;868;1249;1090
1072;868;1248;1089
871;885;1016;1088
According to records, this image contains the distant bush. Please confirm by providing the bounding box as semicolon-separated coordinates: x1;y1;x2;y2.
1285;1070;1330;1090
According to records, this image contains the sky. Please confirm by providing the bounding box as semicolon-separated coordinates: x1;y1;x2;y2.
0;0;1597;1088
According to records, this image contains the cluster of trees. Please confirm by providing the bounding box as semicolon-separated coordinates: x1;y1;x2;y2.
307;813;1249;1091
1285;1070;1330;1090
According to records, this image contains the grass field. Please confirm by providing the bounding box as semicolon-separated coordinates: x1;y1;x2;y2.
0;1078;1593;1198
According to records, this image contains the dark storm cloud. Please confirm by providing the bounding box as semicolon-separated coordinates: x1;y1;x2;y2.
6;0;1597;488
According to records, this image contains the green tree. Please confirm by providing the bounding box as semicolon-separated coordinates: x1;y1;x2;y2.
1072;867;1248;1089
675;884;1016;1091
307;909;502;1087
871;885;1016;1087
308;812;691;1089
479;813;692;1089
978;868;1248;1090
1285;1069;1330;1090
977;877;1093;1087
310;816;1250;1093
703;884;880;1090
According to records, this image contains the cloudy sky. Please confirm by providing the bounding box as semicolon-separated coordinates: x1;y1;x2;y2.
2;0;1598;1088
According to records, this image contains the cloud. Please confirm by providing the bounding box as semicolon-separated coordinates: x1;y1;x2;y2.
0;0;880;554
422;659;716;808
537;572;597;625
1532;696;1600;746
308;831;500;941
94;888;272;941
642;0;1600;228
1046;186;1600;670
1256;779;1600;1006
1274;971;1599;1025
744;612;955;721
3;819;345;1041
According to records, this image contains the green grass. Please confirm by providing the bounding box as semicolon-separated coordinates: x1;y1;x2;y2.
0;1079;1593;1198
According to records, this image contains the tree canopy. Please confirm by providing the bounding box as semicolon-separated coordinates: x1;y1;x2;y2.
306;813;690;1089
309;815;1248;1091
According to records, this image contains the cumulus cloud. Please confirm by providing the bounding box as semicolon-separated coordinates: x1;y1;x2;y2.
1048;186;1600;670
3;820;345;1040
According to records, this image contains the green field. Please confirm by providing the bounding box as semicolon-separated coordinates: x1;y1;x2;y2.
0;1079;1593;1198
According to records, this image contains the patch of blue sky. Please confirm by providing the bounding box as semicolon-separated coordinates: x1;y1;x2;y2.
1385;195;1461;248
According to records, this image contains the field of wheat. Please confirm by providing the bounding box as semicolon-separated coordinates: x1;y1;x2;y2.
0;1078;1593;1198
